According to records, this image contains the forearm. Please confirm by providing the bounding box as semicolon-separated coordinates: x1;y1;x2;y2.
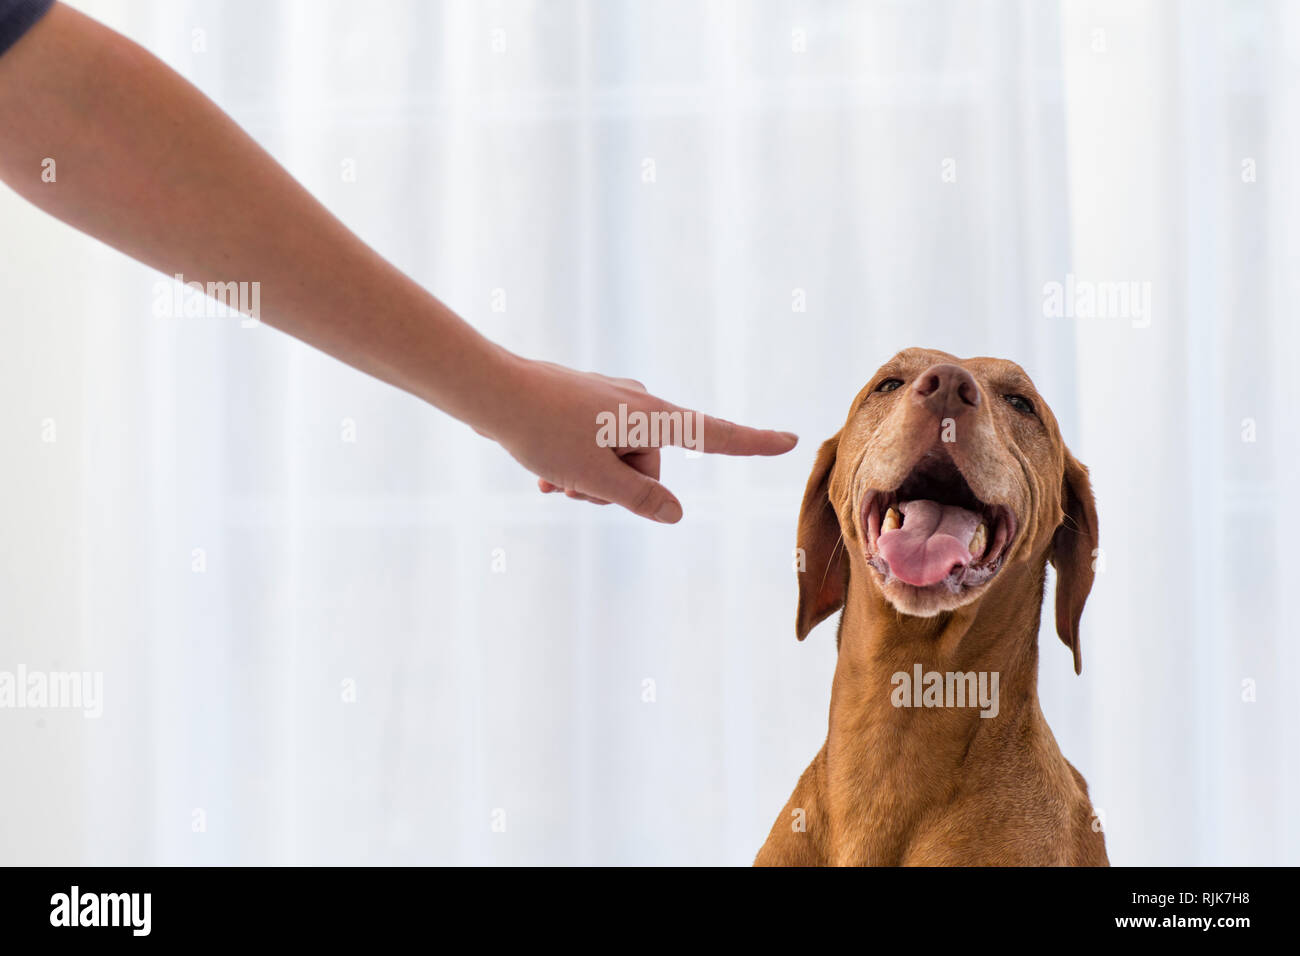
0;3;512;432
0;3;798;523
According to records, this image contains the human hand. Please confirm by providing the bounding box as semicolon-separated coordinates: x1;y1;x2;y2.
486;355;798;523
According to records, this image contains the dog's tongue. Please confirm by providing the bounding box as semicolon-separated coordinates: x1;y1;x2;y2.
878;500;982;588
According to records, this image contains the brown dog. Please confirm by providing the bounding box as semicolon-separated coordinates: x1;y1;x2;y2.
756;348;1107;866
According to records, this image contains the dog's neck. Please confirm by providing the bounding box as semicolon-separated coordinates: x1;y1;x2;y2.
823;555;1050;864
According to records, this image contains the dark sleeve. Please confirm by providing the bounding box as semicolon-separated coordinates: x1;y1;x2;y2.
0;0;54;59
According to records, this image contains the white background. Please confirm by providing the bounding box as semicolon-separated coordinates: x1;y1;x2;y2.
2;0;1296;865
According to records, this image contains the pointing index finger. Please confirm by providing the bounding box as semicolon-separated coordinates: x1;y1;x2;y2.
669;408;799;456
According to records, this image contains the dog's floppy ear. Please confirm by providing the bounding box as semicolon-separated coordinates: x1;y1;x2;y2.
1051;450;1099;675
795;433;848;641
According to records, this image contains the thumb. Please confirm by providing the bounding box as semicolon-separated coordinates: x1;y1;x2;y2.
586;458;683;524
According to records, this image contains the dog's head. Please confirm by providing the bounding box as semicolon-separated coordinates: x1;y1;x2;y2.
795;347;1098;673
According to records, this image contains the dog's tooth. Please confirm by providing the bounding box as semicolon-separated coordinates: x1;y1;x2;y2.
881;507;901;534
969;522;987;556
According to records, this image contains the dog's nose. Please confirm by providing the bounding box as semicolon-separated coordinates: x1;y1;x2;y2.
912;363;981;417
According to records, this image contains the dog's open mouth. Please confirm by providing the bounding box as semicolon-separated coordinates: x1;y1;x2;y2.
862;449;1017;593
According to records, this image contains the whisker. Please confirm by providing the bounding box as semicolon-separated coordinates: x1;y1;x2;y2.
818;530;847;596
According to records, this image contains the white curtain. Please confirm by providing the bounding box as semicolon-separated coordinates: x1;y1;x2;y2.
1;0;1295;865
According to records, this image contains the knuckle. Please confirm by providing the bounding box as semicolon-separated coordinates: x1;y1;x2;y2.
631;480;659;515
711;421;732;454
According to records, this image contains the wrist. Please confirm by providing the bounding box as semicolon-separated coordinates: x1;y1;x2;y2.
456;339;528;442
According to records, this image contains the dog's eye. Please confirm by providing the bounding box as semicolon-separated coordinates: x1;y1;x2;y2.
875;378;905;393
1003;394;1035;414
